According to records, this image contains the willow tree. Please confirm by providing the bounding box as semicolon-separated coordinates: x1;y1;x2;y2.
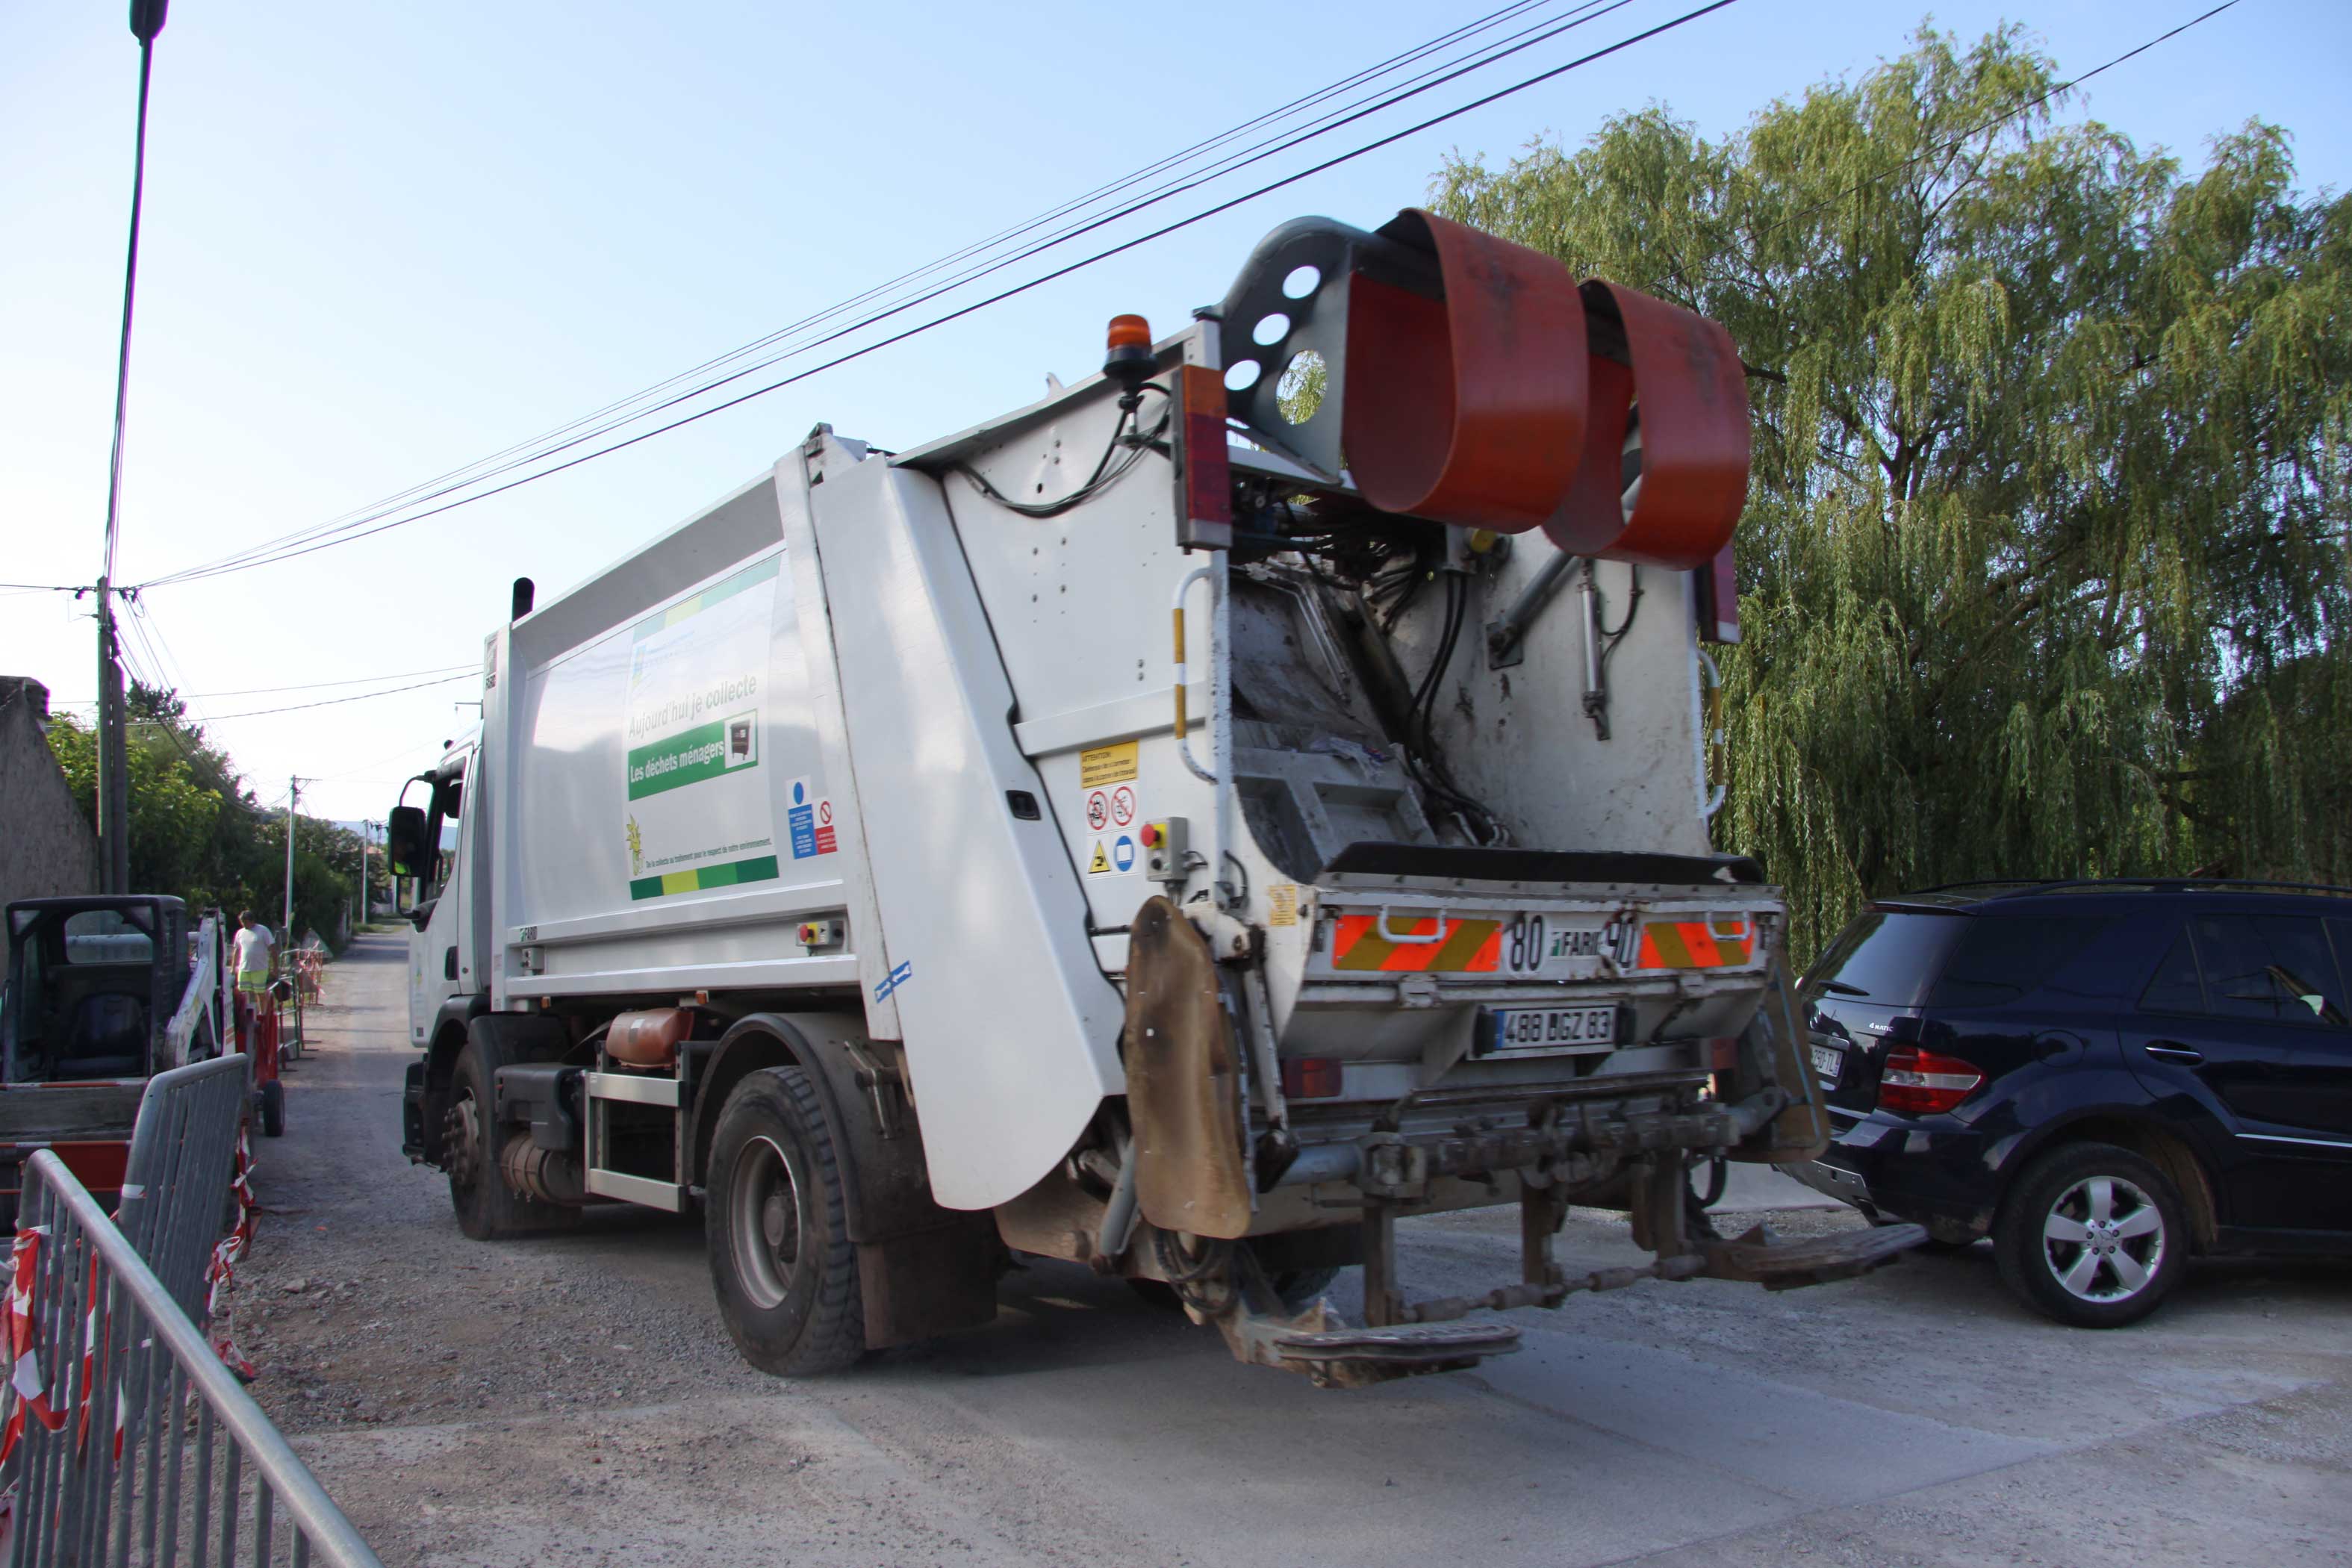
1433;25;2352;956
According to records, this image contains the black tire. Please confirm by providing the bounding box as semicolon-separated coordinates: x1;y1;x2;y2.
1869;1216;1976;1254
704;1067;865;1376
1272;1266;1343;1312
259;1079;285;1138
1127;1278;1184;1311
1994;1142;2188;1328
444;1039;576;1242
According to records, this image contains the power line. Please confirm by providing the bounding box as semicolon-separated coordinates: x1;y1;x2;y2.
145;1;1573;588
178;0;1746;581
139;0;1646;589
187;672;476;721
63;671;474;724
138;1;1579;586
1737;0;2244;264
49;659;480;711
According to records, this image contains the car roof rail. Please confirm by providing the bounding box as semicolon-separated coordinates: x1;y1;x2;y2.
1907;877;2352;902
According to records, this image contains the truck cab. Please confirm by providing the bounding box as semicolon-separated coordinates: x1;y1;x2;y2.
389;741;485;1159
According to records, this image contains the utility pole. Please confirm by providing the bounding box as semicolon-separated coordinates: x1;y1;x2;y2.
94;585;131;893
282;777;299;946
93;1;172;896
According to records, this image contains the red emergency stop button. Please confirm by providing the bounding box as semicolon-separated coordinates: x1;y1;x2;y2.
1140;823;1161;848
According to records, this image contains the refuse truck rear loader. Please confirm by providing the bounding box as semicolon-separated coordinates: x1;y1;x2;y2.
390;208;1919;1385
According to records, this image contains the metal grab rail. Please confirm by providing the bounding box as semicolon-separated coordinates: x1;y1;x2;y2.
7;1152;383;1568
162;915;227;1071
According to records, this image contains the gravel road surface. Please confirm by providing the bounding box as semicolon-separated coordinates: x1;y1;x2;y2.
225;933;2352;1566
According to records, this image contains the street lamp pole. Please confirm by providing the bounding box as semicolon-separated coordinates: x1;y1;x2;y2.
93;1;172;894
282;777;299;946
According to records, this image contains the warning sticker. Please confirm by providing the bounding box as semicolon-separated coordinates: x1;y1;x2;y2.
1110;785;1136;827
1087;834;1142;877
786;777;838;859
1267;883;1299;927
1086;791;1110;831
1080;741;1139;788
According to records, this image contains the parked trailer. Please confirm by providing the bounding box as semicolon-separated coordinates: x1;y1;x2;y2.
389;210;1919;1384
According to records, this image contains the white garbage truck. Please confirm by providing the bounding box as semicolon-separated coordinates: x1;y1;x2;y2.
388;209;1916;1384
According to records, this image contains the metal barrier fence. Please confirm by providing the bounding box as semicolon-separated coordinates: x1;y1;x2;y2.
4;1154;382;1567
113;1057;252;1324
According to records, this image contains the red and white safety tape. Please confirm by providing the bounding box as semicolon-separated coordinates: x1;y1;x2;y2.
0;1127;265;1548
204;1124;260;1381
0;1227;68;1551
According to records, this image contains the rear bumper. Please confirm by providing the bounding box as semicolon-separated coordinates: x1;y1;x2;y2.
1785;1110;1997;1235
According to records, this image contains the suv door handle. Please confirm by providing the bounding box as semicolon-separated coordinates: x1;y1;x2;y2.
2143;1042;2204;1065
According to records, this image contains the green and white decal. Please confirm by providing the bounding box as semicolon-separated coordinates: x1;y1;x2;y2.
623;557;781;900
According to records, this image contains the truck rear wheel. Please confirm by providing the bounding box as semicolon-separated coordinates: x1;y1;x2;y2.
705;1066;865;1376
445;1039;576;1241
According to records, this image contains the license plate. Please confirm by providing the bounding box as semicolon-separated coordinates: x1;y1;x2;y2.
1809;1041;1844;1082
1487;1005;1618;1055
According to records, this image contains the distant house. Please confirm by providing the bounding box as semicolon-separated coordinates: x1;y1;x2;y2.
0;678;100;909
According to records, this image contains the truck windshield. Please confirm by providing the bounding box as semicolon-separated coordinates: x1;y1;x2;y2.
1807;912;1965;1006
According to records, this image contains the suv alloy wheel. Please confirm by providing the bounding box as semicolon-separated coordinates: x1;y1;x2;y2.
1995;1142;2187;1328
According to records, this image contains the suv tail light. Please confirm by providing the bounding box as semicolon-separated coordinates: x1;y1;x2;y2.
1877;1046;1983;1116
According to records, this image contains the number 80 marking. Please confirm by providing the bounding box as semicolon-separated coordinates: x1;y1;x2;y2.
1505;913;1549;974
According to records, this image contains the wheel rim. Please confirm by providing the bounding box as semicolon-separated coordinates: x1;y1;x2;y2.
729;1135;803;1310
444;1089;483;1191
2040;1174;2165;1304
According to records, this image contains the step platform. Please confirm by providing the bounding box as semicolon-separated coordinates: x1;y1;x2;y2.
1266;1319;1522;1368
1700;1219;1926;1289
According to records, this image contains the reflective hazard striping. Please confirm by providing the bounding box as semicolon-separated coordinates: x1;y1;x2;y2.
1331;915;1502;973
1637;919;1752;969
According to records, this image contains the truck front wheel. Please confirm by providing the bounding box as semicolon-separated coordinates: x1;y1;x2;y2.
705;1067;865;1376
445;1039;576;1241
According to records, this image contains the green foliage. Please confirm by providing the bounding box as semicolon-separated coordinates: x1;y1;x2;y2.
46;684;376;951
1433;24;2352;959
1276;351;1328;426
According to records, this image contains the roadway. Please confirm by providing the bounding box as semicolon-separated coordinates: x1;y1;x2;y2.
231;931;2351;1566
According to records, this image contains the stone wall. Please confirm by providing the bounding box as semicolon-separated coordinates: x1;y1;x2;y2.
0;678;100;909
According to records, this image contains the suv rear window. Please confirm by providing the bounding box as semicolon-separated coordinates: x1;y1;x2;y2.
1807;912;1965;1005
1925;916;2116;1008
1811;910;2114;1008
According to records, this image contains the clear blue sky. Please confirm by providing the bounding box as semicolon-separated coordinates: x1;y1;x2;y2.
4;0;2344;822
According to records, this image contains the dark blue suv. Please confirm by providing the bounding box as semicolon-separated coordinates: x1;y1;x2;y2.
1783;880;2352;1326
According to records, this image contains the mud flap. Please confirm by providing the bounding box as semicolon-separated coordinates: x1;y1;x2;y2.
1122;897;1252;1239
1723;953;1832;1164
857;1215;1001;1348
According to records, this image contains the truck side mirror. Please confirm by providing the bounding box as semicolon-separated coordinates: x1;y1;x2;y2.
387;806;429;879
